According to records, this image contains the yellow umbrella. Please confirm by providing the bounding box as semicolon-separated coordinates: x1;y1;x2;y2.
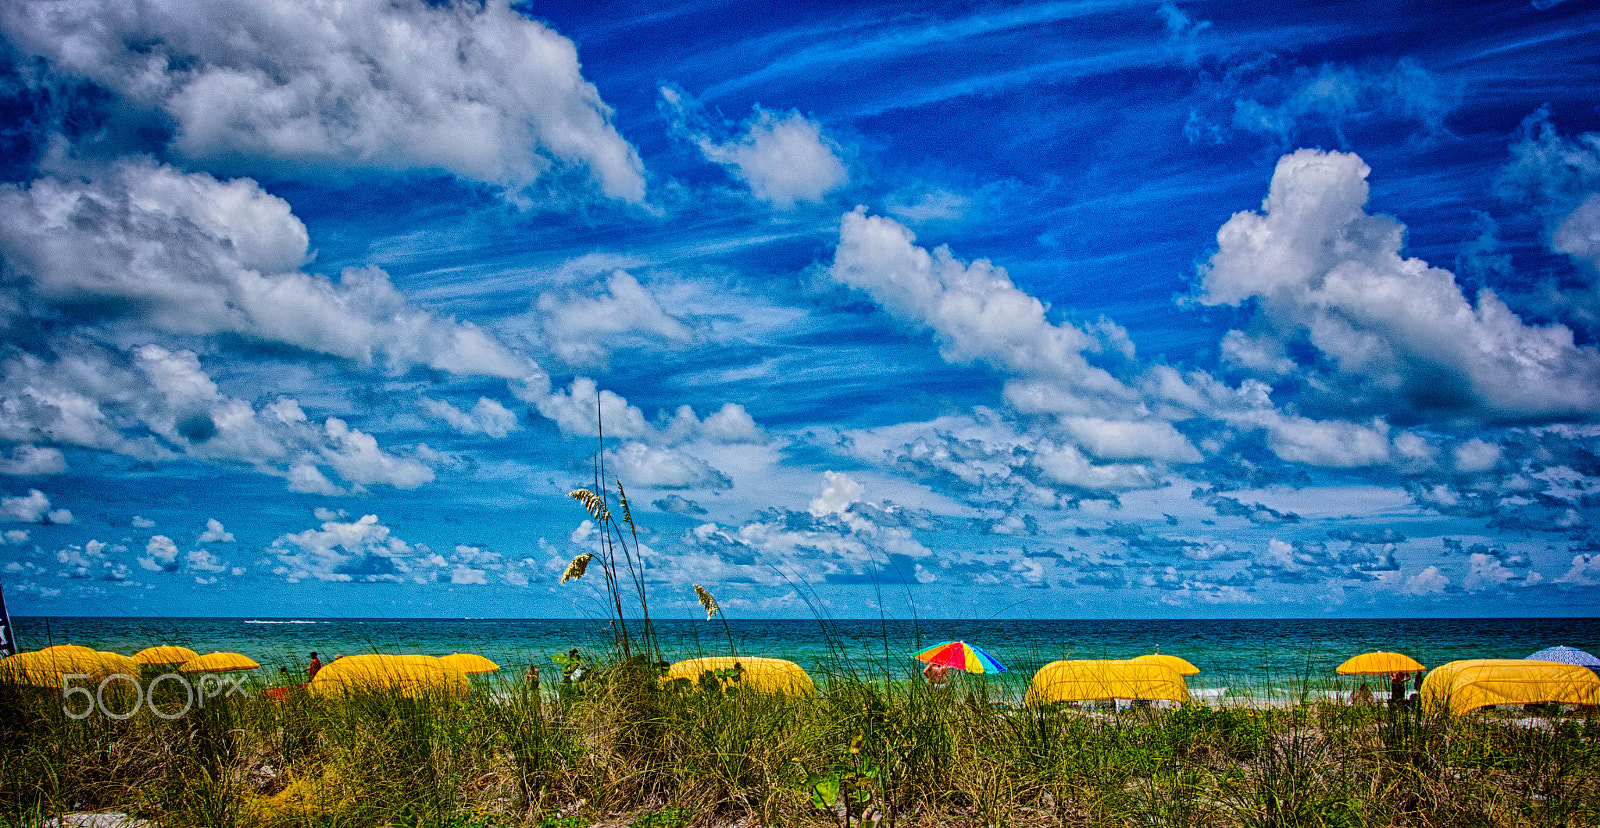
1130;653;1200;676
0;648;119;687
133;645;201;666
664;656;816;695
37;644;97;656
97;651;143;677
1025;660;1191;707
438;653;500;675
1336;652;1424;675
307;654;468;698
1421;659;1600;715
180;652;261;673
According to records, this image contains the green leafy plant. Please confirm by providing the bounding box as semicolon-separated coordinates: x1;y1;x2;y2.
628;806;690;828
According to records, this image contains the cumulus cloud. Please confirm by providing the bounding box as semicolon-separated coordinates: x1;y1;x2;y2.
0;0;645;200
0;161;546;382
653;494;707;515
0;339;436;493
537;271;692;367
270;512;427;583
1451;540;1540;591
419;397;518;439
664;89;847;207
139;534;179;572
198;518;234;543
186;548;229;573
809;471;864;518
604;441;731;489
1251;534;1396;583
1031;441;1159;493
536;378;651;439
831;208;1140;419
1058;417;1201;464
1200;148;1600;422
681;474;932;587
322;418;433;490
1556;553;1600;585
533;377;760;451
1;488;71;523
1452;438;1502;474
0;445;66;476
1402;565;1448;595
661;403;764;445
287;461;342;496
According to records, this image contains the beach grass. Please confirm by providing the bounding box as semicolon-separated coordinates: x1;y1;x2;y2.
1;657;1597;827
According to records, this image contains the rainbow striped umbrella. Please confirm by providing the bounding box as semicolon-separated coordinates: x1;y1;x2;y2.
913;640;1007;674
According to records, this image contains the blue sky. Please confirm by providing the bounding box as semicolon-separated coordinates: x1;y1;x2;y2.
1;0;1599;620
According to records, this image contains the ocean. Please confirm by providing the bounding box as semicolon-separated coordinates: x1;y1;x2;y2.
13;616;1600;704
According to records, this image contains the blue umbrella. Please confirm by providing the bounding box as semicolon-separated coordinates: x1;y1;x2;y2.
1526;645;1600;667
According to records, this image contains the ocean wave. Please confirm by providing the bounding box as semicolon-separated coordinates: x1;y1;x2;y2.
243;620;324;624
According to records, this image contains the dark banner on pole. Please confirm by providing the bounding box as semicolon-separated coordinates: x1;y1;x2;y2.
0;581;15;657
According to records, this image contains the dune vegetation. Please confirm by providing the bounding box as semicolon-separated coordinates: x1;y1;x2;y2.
3;482;1596;827
2;654;1598;828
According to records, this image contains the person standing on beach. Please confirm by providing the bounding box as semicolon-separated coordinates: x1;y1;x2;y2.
1389;672;1406;708
307;651;323;680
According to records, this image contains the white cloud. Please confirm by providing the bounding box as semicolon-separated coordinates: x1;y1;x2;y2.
697;403;763;444
1199;148;1600;422
1402;565;1448;595
198;518;235;543
831;208;1139;419
131;516;155;529
537;270;691;368
321;418;433;490
1;489;70;523
809;471;864;518
1257;414;1393;468
269;512;422;583
287;460;343;496
1452;438;1502;474
0;162;545;383
1059;417;1202;464
1555;554;1599;585
1465;556;1523;594
604;441;730;489
0;339;439;494
666;89;847;207
536;378;651;439
1262;538;1300;570
419;397;518;439
0;0;645;200
186;548;229;573
139;534;179;572
1031;442;1158;492
450;566;488;585
16;581;61;599
3;529;28;544
0;445;67;476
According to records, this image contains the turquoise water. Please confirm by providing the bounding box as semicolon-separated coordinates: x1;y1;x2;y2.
14;616;1600;703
